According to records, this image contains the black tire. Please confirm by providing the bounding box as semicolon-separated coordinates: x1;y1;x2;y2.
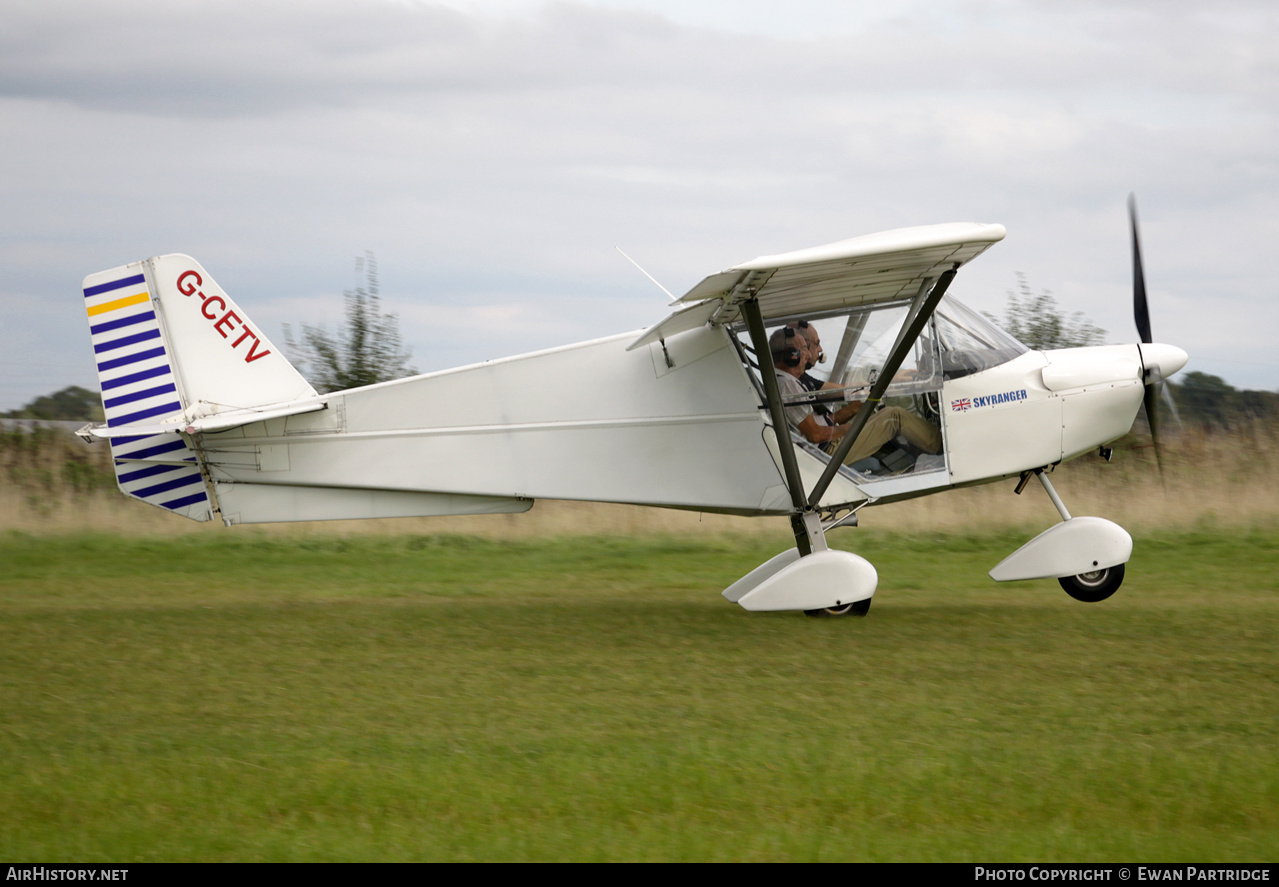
1058;563;1125;602
804;598;872;618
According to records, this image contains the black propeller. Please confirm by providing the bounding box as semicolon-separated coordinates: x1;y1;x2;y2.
1130;194;1152;345
1129;194;1172;470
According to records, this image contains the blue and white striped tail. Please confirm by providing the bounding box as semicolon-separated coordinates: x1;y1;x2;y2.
83;265;213;522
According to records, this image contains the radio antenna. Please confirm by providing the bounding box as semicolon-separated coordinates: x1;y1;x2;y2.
615;247;676;301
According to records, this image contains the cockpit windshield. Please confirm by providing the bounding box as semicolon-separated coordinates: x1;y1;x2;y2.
799;295;1026;394
932;296;1028;380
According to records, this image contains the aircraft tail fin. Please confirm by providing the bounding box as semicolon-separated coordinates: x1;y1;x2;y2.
82;255;318;521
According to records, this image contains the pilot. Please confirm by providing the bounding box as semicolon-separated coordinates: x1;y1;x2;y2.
787;320;833;419
770;327;941;467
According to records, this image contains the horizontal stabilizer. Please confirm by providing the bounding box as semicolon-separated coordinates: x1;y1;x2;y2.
82;400;327;439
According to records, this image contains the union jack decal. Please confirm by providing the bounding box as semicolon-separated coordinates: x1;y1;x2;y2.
951;398;971;412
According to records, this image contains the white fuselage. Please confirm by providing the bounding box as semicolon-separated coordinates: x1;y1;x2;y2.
199;322;1177;525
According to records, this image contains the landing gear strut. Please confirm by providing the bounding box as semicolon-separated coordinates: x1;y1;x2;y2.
989;468;1133;602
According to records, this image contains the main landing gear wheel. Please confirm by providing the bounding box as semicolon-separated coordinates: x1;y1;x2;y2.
805;598;872;618
1058;563;1125;603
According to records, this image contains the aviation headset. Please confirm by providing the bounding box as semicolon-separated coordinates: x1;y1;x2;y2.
771;327;803;369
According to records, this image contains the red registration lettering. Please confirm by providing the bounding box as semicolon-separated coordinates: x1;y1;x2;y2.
200;294;226;320
176;270;272;365
245;336;272;363
177;270;202;296
214;309;241;338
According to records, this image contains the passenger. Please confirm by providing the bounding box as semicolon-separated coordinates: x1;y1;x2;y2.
770;327;941;468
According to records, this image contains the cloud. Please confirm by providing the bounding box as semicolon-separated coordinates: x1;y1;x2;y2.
2;0;1277;412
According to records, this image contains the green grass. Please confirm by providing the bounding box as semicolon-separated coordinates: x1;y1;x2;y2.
0;529;1276;861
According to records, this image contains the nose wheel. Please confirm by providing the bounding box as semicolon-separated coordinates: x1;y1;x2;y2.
991;470;1133;603
1058;563;1124;602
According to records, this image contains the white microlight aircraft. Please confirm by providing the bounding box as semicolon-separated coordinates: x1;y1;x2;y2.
79;201;1185;617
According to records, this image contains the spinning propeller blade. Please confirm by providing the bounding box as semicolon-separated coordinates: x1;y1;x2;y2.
1130;194;1166;471
1143;378;1163;471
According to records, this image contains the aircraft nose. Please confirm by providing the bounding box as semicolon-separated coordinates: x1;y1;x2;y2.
1138;343;1189;380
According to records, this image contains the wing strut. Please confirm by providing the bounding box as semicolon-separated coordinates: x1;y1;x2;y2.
805;266;959;509
740;296;818;556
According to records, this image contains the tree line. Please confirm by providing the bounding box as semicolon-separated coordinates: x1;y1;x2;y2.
5;269;1275;431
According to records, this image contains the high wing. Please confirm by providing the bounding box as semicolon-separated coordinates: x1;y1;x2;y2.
629;222;1005;350
633;222;1006;535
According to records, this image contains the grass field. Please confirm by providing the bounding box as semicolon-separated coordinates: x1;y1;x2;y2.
1;528;1276;861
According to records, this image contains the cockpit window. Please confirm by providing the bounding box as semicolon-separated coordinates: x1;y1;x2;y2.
932;296;1028;380
728;294;1026;490
732;304;948;487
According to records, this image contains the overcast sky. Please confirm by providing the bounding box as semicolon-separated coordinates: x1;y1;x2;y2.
2;0;1276;411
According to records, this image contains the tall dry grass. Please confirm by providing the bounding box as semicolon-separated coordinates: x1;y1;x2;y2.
2;424;1276;539
874;425;1279;534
